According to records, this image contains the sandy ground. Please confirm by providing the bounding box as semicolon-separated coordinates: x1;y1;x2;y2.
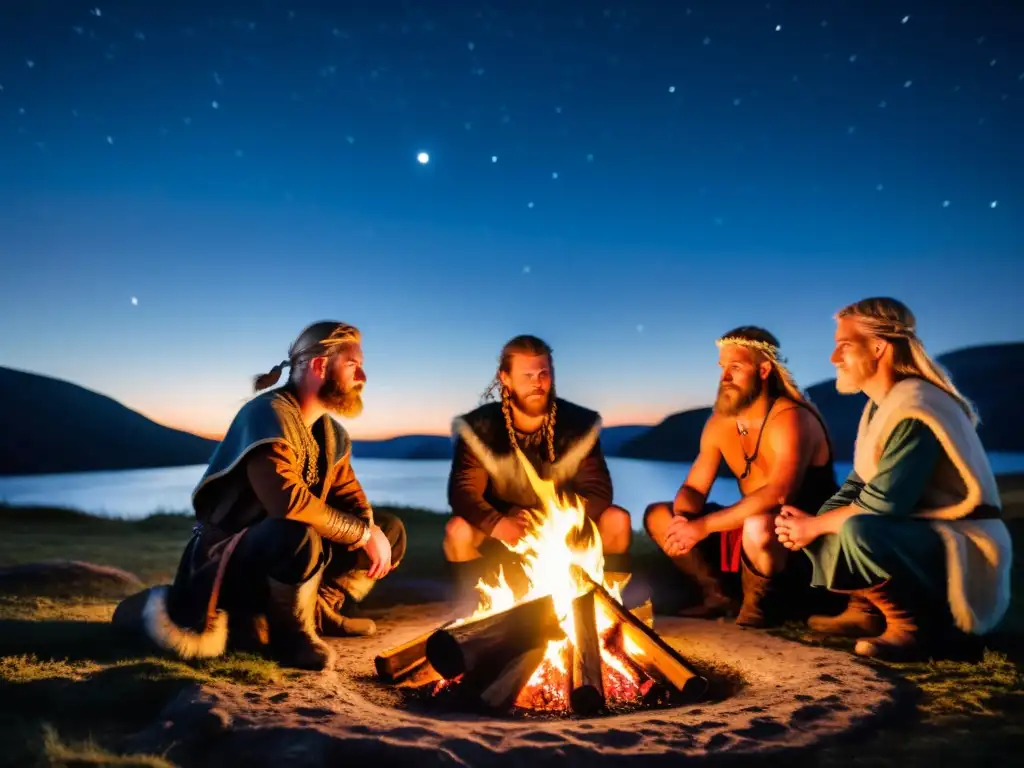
124;603;900;767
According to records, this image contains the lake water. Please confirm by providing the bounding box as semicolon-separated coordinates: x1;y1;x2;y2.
3;453;1024;522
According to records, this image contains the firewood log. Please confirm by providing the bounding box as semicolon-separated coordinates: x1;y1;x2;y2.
630;598;654;629
478;647;547;710
585;575;707;703
570;588;606;715
425;594;563;680
374;624;450;682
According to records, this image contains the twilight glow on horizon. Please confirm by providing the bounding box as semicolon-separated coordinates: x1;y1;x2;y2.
1;2;1021;440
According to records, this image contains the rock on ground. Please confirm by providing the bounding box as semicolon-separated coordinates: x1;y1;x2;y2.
124;603;902;767
0;560;144;599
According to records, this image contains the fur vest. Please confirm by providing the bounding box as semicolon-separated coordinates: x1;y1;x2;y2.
854;377;1011;634
452;397;602;509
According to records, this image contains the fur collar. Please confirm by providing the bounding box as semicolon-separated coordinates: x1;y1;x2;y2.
452;398;603;507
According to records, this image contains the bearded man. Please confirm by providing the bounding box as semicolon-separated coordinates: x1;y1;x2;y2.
116;321;406;671
443;334;633;606
644;327;838;627
775;298;1012;660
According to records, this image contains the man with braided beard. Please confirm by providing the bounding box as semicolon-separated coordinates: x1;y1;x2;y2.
117;322;406;671
644;327;838;627
443;335;634;606
775;298;1011;660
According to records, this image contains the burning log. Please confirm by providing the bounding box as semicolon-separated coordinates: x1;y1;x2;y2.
570;588;606;715
374;624;449;682
630;598;654;629
478;647;547;710
587;576;707;703
425;594;563;680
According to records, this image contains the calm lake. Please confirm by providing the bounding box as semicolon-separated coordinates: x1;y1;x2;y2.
3;453;1024;522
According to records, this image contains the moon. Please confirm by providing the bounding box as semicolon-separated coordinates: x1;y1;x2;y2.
417;151;430;165
131;297;138;306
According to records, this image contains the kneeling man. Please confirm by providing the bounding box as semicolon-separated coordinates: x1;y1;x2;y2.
644;327;837;626
122;322;406;671
776;298;1012;660
444;335;633;604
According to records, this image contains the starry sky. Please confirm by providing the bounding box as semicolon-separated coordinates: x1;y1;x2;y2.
1;1;1021;440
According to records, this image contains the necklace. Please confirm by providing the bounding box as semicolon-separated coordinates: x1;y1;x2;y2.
736;398;777;480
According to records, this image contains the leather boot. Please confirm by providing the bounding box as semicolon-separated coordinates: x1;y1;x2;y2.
852;579;926;661
808;595;885;638
316;584;376;637
266;572;335;671
735;554;782;628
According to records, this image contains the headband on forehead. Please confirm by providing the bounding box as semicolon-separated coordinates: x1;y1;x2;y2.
715;336;780;360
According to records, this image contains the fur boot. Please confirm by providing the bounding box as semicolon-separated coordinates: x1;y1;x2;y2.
266;572;335;671
317;583;376;637
852;579;927;661
808;595;885;638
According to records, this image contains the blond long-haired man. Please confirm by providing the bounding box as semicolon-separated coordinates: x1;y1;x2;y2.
775;298;1012;660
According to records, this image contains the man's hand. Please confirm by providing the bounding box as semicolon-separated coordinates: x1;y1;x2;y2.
491;509;530;546
363;524;393;578
663;515;708;557
774;506;818;551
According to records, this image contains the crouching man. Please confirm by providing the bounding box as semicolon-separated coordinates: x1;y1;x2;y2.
115;321;406;671
776;298;1012;660
443;335;634;606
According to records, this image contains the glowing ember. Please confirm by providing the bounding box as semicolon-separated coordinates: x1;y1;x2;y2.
448;446;649;713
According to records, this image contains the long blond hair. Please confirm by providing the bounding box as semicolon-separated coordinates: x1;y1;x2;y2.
837;297;979;426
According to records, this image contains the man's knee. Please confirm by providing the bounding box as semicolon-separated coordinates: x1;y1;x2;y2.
741;513;776;552
599;505;632;535
374;511;408;565
643;501;672;537
838;514;884;550
259;518;324;582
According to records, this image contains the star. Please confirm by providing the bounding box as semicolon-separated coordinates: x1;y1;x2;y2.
491;155;498;163
522;265;531;274
130;297;138;306
417;151;430;164
990;200;998;208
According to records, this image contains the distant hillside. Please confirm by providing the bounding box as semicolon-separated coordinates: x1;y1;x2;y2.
0;366;653;476
619;342;1024;463
0;367;219;476
352;424;652;461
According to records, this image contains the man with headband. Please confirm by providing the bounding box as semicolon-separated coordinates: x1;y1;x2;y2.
121;321;406;671
775;298;1011;660
643;327;837;627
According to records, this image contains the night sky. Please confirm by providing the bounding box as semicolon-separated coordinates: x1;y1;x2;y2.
1;1;1021;439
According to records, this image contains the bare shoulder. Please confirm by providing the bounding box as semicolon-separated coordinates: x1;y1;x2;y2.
770;401;826;443
702;411;728;443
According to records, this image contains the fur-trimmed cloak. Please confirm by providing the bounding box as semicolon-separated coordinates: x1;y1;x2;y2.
448;397;612;533
853;378;1011;634
139;387;361;660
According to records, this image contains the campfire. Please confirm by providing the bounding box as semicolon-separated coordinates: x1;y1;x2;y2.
375;450;707;717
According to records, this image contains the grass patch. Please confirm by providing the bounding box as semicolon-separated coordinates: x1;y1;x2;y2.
0;482;1022;765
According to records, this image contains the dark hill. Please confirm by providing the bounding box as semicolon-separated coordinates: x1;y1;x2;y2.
0;366;652;475
619;342;1024;463
0;367;218;476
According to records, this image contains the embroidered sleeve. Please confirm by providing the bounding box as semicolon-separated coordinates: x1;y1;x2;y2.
328;459;374;526
569;441;614;521
245;443;370;546
853;418;942;516
448;438;505;535
816;470;866;514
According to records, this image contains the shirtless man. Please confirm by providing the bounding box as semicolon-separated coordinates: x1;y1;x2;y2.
644;327;837;627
